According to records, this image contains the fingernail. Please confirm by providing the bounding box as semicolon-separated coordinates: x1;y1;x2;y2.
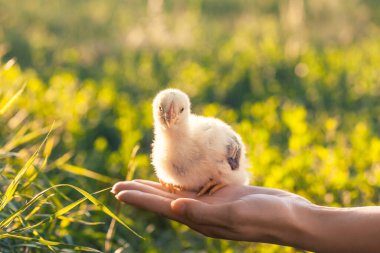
115;192;123;200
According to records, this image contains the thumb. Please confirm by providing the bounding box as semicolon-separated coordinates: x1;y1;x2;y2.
171;198;230;226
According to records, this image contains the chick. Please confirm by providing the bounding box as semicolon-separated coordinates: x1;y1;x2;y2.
151;88;250;195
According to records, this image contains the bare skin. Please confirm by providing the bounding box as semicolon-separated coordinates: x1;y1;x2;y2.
112;180;380;253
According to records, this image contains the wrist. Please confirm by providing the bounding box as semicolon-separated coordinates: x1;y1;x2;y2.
273;200;319;251
286;203;353;252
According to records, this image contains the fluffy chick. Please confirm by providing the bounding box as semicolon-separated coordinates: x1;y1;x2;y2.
151;88;249;195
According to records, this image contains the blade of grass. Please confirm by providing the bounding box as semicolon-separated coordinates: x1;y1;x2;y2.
61;164;115;183
0;233;59;246
5;187;109;232
9;185;142;239
49;152;73;168
57;216;105;225
0;233;103;252
60;184;143;239
0;192;45;228
3;58;16;70
3;124;59;152
0;81;26;115
126;145;140;181
34;140;72;204
16;215;57;252
104;204;121;253
0;152;19;159
0;122;55;212
41;135;57;169
24;194;55;221
105;144;140;253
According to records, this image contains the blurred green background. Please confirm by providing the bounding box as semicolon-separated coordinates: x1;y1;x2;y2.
1;0;380;252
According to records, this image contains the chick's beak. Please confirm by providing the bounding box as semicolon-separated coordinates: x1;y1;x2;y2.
164;103;176;128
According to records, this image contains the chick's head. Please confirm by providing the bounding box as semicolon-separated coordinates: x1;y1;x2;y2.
153;88;191;129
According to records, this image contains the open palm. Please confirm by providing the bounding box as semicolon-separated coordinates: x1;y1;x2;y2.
112;180;311;243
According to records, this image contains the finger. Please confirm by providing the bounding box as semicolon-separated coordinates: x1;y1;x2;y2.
171;198;232;227
115;190;238;239
115;190;183;221
132;179;162;189
134;179;198;198
111;181;128;194
112;181;177;199
185;223;241;241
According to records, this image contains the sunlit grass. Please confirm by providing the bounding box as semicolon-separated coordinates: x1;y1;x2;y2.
0;82;142;252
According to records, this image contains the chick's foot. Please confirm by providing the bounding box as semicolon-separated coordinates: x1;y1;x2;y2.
197;178;226;196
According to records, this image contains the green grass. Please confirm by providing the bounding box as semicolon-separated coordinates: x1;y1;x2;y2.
0;91;142;252
1;0;380;252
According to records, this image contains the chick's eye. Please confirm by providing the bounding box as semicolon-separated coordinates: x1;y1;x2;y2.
159;106;163;112
180;107;184;113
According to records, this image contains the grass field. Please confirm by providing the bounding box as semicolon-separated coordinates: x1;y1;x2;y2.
1;0;380;252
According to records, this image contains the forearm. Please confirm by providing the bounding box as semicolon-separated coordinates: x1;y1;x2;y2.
286;204;380;252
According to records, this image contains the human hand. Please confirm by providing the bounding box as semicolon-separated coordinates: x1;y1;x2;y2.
111;180;313;244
